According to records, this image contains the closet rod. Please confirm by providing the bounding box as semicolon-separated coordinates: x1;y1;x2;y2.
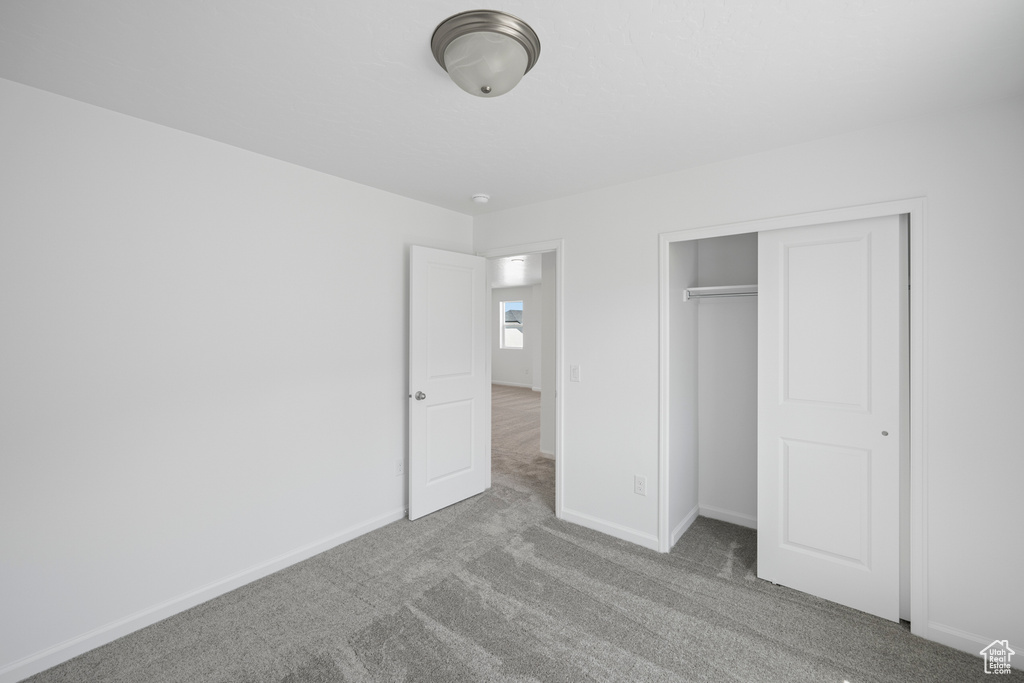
686;292;758;299
683;284;758;301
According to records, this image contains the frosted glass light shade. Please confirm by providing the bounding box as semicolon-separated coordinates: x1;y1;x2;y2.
443;32;528;97
431;10;540;99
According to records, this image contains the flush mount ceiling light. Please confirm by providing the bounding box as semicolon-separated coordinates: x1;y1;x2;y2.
431;10;541;97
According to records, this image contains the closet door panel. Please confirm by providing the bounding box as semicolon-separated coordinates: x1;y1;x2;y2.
758;215;901;622
782;236;870;409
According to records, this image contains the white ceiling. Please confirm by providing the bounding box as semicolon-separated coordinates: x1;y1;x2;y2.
2;1;1023;216
490;254;542;289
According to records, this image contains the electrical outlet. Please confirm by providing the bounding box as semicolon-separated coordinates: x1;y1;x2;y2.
395;460;405;477
634;475;647;496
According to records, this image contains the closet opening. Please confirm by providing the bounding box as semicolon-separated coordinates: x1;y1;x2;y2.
659;204;917;626
668;233;758;540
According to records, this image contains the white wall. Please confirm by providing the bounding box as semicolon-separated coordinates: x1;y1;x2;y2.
474;95;1024;659
0;78;472;681
530;283;543;391
668;241;699;543
491;285;537;387
540;253;556;456
695;234;758;528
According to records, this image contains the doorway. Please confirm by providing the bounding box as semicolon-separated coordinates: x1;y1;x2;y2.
480;240;564;518
488;253;553;510
658;199;924;628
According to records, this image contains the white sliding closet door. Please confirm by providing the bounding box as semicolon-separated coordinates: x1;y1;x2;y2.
757;215;901;621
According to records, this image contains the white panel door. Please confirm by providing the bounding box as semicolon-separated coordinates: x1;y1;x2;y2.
758;215;901;621
408;246;489;520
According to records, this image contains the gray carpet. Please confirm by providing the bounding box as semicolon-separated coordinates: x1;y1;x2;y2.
490;384;554;514
25;387;1013;682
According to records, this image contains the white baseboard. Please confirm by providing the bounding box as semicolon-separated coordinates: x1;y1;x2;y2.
699;504;757;530
0;507;406;683
531;386;541;392
915;621;1019;670
670;505;701;548
559;507;660;551
539;446;554;458
491;381;532;388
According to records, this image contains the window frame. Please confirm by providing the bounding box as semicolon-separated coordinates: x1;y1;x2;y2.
499;299;524;350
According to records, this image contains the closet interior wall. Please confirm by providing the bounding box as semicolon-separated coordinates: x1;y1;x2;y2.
669;233;758;542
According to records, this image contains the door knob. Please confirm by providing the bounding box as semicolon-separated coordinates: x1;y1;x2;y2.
881;431;889;436
415;391;426;401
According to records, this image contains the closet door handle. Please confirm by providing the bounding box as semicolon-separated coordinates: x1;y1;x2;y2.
414;391;426;401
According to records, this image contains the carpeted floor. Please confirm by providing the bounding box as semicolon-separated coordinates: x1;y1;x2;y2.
24;385;1014;682
490;384;554;513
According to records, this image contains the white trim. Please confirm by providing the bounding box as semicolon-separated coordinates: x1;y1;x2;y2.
660;198;923;244
561;507;661;551
491;380;533;389
658;197;926;637
658;233;672;551
671;505;701;547
923;622;1001;664
531;386;541;392
908;203;928;641
0;507;406;683
699;504;757;530
479;240;564;521
484;269;494;489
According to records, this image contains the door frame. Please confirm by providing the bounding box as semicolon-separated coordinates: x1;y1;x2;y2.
478;240;565;518
657;198;926;631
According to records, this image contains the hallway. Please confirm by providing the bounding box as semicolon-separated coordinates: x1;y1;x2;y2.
491;384;554;512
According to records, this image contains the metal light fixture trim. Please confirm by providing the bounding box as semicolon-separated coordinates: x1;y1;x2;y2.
431;10;541;97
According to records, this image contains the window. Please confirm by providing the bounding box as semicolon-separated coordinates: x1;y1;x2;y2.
500;300;523;349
